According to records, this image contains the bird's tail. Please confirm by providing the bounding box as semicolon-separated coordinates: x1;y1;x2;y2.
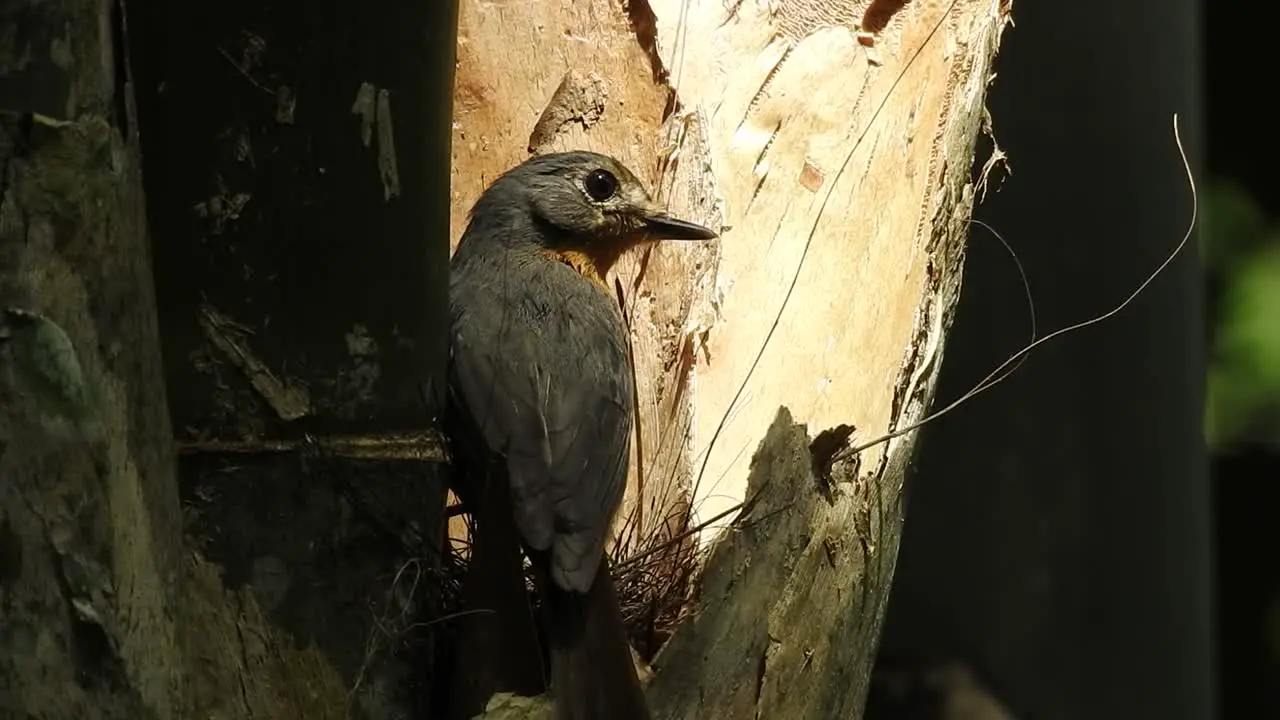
449;474;546;719
545;559;651;720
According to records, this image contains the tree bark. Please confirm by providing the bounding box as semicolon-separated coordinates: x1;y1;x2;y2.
0;0;1010;715
0;0;183;716
2;0;456;717
451;0;1010;717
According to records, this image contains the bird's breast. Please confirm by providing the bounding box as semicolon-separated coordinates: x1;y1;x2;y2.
538;247;613;293
452;247;628;368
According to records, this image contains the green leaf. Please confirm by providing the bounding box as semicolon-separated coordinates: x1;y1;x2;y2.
3;308;98;436
1207;245;1280;447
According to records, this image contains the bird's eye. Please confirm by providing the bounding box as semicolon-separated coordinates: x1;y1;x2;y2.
584;169;618;202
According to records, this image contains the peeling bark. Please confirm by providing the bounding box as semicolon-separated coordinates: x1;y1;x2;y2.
0;0;1007;715
652;0;1005;539
647;408;904;719
454;0;1010;717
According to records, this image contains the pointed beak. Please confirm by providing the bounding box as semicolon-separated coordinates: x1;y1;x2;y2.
642;213;718;241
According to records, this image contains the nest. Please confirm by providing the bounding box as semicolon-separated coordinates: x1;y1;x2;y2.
610;497;705;659
439;492;706;662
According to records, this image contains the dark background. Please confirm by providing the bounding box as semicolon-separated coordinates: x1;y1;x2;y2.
1203;1;1280;704
1204;7;1278;215
870;2;1277;719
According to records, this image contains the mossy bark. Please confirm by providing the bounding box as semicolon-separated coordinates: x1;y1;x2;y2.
0;1;377;718
0;0;182;715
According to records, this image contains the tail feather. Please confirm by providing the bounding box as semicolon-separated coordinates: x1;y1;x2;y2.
450;476;546;719
544;558;651;720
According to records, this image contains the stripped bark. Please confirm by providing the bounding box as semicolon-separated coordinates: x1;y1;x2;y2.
453;0;1011;717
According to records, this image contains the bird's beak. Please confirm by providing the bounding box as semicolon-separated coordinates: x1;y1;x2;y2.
642;213;718;241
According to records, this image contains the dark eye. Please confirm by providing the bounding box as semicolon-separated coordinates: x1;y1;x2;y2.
583;169;618;202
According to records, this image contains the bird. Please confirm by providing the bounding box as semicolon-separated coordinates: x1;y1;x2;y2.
445;151;717;720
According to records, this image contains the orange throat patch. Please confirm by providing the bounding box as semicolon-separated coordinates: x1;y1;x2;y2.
540;246;627;291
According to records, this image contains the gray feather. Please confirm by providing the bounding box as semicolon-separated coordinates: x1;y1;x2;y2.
449;155;636;593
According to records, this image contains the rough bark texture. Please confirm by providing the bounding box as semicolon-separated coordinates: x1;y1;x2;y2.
1;1;415;718
654;0;1004;540
648;408;902;719
0;0;184;715
454;0;1010;718
1;0;1007;715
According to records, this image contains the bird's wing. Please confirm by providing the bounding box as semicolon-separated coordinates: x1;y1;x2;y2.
541;338;633;592
450;305;633;594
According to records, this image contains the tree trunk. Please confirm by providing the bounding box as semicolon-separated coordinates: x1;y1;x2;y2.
2;0;457;717
0;0;183;716
123;0;459;715
1;0;1010;715
451;0;1010;717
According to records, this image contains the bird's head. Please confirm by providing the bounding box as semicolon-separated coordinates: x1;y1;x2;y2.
465;151;717;284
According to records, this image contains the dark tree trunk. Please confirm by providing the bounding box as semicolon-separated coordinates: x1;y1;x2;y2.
2;0;459;716
0;0;183;716
124;0;459;715
876;1;1212;719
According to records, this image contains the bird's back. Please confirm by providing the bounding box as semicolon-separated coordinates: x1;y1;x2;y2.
445;150;711;720
448;239;634;591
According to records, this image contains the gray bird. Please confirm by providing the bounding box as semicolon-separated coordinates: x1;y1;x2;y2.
446;151;716;720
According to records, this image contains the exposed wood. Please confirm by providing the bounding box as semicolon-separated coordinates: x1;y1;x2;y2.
644;4;1010;717
449;0;722;565
453;0;1009;717
646;409;908;719
651;0;1007;542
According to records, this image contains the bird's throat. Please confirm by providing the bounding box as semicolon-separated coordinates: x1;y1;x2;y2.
540;246;626;292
